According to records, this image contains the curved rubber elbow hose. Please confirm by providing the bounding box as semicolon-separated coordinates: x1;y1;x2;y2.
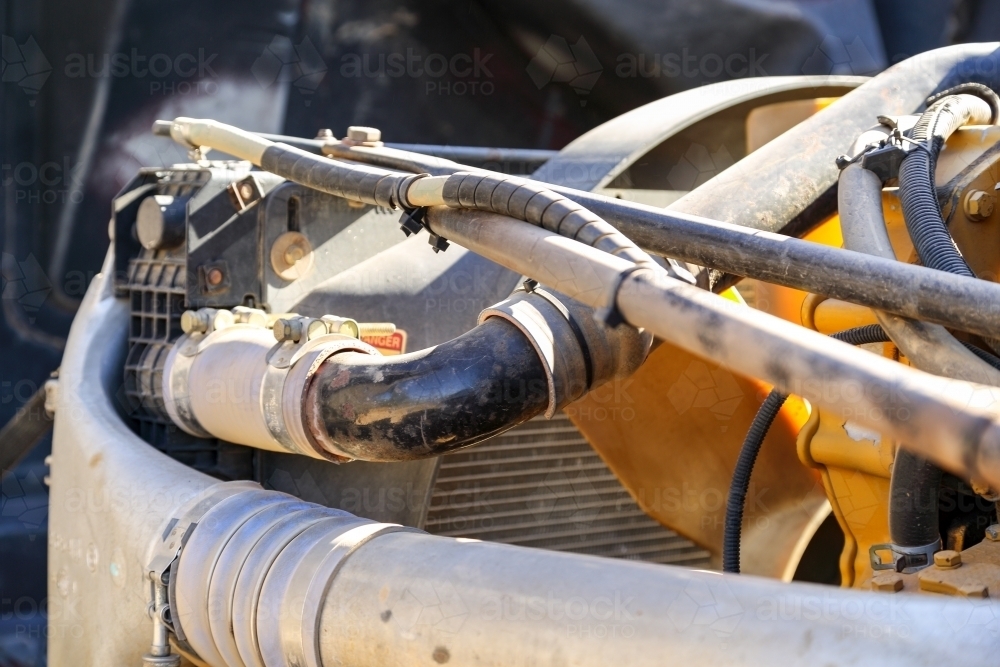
305;318;550;461
304;283;651;461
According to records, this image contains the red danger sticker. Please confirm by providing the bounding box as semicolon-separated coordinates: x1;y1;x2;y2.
362;330;407;356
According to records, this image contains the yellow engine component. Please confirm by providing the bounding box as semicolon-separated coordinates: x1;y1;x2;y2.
797;125;1000;588
572;107;1000;588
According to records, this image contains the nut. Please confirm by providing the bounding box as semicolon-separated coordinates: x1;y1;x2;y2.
283;243;306;265
270;232;313;281
346;126;381;143
871;572;904;592
933;549;962;569
986;524;1000;542
238;182;255;201
963;189;995;221
315;128;334;139
958;583;989;597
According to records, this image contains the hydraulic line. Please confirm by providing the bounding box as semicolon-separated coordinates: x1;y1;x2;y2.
159;117;1000;342
897;86;1000;358
426;205;1000;491
839;129;995;572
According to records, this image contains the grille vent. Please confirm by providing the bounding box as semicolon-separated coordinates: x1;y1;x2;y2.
425;413;711;566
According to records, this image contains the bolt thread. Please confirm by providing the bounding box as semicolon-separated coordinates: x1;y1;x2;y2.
357;323;396;337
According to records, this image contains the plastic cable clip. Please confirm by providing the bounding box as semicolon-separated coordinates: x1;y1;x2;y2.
398;206;426;237
398;206;450;253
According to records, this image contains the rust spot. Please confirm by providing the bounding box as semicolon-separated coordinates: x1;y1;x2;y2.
89;452;103;468
432;646;450;664
327;368;353;390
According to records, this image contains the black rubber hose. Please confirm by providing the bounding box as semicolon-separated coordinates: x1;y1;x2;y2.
961;340;1000;371
306;318;550;461
722;389;789;574
0;385;53;474
888;449;944;549
723;324;889;573
267;129;1000;342
259;142;424;210
667;44;1000;292
898;92;995;278
258;142;659;271
924;83;1000;124
440;172;657;267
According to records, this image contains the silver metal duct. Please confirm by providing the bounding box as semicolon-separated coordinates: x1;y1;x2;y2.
49;259;1000;666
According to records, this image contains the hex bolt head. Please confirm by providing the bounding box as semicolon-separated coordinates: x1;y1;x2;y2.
315;128;334;139
181;310;209;334
871;572;904;592
934;549;962;569
964;190;995;221
273;318;303;343
346;126;381;143
986;524;1000;542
